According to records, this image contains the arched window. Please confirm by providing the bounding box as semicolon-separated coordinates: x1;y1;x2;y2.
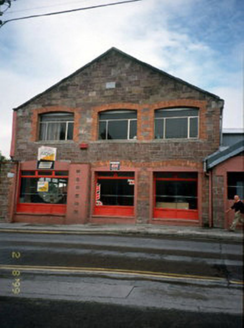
39;112;74;141
155;108;199;139
99;110;137;140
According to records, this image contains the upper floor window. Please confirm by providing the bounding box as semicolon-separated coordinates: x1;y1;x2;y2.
99;110;137;140
39;112;74;141
155;108;199;139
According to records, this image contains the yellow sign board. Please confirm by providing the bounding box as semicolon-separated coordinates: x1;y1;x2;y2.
38;146;57;161
37;181;49;192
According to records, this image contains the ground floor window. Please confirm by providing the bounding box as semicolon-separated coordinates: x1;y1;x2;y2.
227;172;244;200
17;170;68;214
154;172;198;220
94;172;134;216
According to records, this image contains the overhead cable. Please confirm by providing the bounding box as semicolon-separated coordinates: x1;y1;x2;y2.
0;0;142;28
4;0;89;15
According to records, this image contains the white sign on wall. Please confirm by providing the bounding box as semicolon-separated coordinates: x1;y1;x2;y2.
110;162;120;171
38;146;57;161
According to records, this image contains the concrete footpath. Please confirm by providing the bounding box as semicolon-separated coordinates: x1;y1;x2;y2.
0;222;243;242
1;275;242;314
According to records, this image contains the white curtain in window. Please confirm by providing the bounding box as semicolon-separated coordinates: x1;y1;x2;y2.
47;123;59;140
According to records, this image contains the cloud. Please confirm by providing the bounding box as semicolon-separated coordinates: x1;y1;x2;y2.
212;86;244;129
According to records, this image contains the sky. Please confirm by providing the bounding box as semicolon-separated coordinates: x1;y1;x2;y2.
0;0;243;157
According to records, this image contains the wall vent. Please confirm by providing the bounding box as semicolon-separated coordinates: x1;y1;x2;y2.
105;82;116;89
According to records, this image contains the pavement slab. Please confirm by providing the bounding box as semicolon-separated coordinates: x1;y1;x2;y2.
0;222;243;242
0;276;242;314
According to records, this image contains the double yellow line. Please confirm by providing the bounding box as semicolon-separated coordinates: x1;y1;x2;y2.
0;229;99;235
1;264;242;285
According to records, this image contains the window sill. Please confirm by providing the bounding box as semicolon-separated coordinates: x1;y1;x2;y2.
153;138;200;142
35;140;75;144
92;139;203;144
92;140;138;144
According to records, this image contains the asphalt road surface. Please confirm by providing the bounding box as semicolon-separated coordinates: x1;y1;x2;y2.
0;232;243;280
0;296;243;328
0;232;243;327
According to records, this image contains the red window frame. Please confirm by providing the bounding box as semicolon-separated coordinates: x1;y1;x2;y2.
153;172;198;220
17;170;68;215
94;172;135;217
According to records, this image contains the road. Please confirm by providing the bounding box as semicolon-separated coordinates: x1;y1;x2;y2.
0;232;243;327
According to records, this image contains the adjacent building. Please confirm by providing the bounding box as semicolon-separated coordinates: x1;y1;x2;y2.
4;47;243;228
205;129;244;229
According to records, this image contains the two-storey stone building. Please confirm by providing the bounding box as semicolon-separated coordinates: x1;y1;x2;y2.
8;47;228;227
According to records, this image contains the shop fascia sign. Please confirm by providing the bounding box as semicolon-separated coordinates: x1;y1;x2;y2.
37;146;57;169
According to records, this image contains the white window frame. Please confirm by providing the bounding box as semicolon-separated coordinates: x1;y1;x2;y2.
39;113;74;141
155;108;199;140
99;117;137;140
40;121;74;141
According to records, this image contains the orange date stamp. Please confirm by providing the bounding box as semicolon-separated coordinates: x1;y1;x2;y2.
11;251;21;295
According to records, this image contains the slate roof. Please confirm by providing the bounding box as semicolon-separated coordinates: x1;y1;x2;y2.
14;47;223;110
204;139;244;171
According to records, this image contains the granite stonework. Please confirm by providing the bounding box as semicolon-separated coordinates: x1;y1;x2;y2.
7;48;227;226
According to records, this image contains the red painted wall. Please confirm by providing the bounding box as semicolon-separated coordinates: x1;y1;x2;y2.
66;164;90;224
213;155;244;229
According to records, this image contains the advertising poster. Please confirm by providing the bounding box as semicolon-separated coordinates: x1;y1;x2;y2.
38;146;57;162
37;181;49;192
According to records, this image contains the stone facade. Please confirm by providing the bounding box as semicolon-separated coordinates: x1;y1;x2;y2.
9;48;225;226
0;161;15;222
14;50;222;162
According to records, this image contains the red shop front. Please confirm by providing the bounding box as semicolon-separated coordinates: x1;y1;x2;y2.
153;172;198;221
13;161;90;225
17;169;68;215
94;171;135;217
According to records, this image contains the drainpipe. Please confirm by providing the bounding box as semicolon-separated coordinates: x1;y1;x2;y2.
208;170;213;228
10;110;17;159
219;106;223;147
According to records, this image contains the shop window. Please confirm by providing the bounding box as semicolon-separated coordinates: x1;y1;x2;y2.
99;110;137;140
39;112;74;141
19;171;68;204
155;108;198;139
94;172;135;217
96;172;134;206
154;172;198;210
227;172;244;200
